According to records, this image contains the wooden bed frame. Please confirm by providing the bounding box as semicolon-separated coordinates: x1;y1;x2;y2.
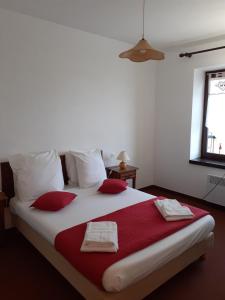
0;156;214;300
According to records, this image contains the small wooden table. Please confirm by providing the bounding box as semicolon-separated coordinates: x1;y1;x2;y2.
0;192;7;230
0;192;7;246
106;165;139;188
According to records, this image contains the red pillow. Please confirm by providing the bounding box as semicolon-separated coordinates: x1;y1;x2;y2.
98;179;128;194
31;191;76;211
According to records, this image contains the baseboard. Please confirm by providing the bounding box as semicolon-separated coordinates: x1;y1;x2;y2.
140;185;225;211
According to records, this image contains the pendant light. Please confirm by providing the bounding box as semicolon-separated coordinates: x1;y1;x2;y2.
119;0;165;62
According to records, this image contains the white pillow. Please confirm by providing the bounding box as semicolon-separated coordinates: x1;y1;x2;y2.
9;150;64;201
65;152;78;186
72;149;106;188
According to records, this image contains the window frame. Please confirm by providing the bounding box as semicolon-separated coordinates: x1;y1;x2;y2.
201;69;225;162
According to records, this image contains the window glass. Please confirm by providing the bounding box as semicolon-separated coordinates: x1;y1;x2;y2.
205;76;225;155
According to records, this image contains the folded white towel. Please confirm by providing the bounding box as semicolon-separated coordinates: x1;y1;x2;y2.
155;199;194;221
81;221;118;252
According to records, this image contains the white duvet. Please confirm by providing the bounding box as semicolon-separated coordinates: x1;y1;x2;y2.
10;186;215;292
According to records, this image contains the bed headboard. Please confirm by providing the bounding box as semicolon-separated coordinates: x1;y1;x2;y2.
0;155;69;199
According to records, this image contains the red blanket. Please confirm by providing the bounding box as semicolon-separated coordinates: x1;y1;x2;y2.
55;197;209;289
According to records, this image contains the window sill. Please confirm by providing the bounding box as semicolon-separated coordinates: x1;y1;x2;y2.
189;158;225;170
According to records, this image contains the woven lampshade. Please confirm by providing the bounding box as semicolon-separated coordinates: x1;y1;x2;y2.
119;0;165;62
119;38;165;62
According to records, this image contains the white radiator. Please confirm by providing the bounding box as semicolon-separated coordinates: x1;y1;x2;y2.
205;175;225;206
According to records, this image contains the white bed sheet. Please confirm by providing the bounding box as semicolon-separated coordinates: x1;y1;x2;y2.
10;186;215;292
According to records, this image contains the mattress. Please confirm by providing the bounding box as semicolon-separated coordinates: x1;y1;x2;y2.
10;186;215;292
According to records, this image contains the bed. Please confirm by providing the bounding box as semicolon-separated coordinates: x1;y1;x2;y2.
1;156;215;300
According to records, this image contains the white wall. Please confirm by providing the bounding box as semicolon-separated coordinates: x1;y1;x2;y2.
155;40;225;202
5;7;224;200
0;8;156;189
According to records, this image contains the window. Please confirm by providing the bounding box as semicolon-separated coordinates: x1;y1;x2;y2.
201;69;225;161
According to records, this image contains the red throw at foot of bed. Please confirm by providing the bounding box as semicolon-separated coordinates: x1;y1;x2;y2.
55;197;209;289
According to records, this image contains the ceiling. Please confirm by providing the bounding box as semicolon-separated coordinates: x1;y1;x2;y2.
0;0;225;49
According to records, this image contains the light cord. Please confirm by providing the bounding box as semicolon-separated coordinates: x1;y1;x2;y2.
142;0;146;39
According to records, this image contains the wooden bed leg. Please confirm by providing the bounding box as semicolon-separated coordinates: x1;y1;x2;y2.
199;254;206;261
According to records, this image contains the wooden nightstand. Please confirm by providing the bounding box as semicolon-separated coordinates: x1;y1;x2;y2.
0;192;7;229
106;165;139;188
0;192;7;245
